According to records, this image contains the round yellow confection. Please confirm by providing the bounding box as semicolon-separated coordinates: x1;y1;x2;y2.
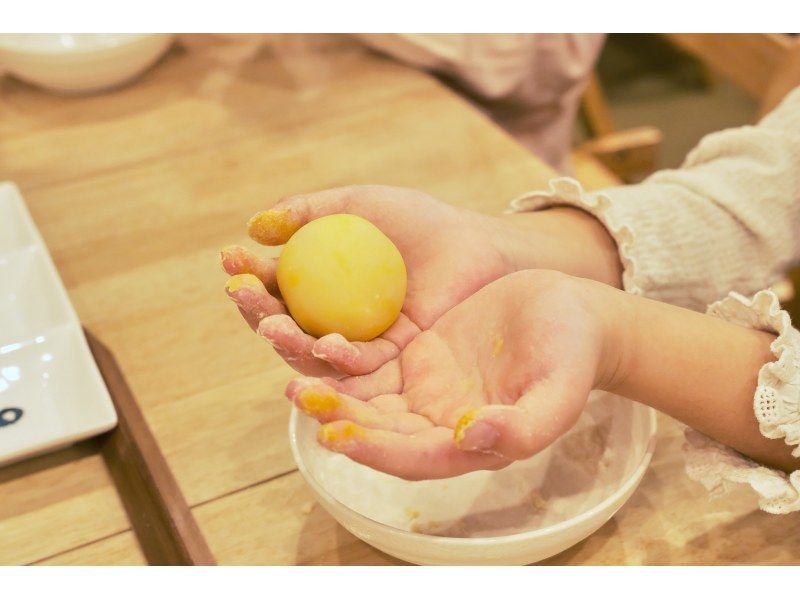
276;214;407;342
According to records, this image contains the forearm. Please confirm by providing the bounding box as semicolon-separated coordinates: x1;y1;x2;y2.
497;202;798;471
496;207;623;289
598;283;796;472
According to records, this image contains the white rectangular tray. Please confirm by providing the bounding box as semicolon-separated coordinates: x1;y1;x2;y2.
0;181;117;466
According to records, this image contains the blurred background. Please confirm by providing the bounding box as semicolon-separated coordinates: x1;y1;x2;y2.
586;34;799;315
1;33;798;307
583;34;756;168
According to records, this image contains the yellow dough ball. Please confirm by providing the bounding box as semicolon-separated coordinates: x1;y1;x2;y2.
276;214;407;342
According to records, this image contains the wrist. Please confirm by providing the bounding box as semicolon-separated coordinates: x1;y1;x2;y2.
493;207;624;289
575;277;638;394
513;271;635;394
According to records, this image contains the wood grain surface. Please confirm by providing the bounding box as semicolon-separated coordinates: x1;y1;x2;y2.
36;415;800;565
88;331;215;565
2;34;797;566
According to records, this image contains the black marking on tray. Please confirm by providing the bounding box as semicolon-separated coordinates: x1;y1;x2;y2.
0;407;23;428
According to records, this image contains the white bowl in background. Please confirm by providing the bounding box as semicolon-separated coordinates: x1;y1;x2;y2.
290;392;657;565
0;33;173;94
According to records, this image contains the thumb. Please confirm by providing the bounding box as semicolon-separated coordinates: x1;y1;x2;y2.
454;372;592;461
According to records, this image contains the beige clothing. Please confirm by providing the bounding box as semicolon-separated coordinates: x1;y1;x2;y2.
356;34;605;173
510;86;800;513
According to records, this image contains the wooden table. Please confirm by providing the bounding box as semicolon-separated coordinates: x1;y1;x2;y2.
1;35;798;566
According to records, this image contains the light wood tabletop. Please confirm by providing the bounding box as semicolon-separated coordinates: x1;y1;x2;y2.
1;34;798;566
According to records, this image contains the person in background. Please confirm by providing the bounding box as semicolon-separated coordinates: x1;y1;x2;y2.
355;34;606;173
190;33;604;173
223;77;800;515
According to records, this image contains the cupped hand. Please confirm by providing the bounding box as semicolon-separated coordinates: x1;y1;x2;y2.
287;270;615;480
222;185;517;378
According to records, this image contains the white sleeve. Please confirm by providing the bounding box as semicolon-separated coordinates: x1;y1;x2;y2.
508;85;800;312
684;290;800;515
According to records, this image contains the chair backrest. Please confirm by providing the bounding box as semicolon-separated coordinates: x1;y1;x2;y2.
663;33;800;118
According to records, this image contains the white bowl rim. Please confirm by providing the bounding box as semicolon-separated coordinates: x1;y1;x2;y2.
289;403;658;547
0;33;165;55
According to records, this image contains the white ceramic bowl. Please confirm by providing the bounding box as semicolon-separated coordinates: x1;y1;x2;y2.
290;392;657;565
0;33;173;93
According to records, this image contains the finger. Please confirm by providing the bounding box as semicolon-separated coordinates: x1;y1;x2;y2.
247;187;356;246
250;318;334;379
225;274;285;331
324;359;403;400
256;308;404;380
258;313;318;357
257;315;343;377
312;333;400;376
367;394;408;414
317;422;509;481
378;313;421;350
310;313;420;377
288;379;432;434
220;245;280;296
455;374;591;460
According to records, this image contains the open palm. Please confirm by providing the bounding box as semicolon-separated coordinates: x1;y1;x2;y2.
287;270;606;480
222;185;515;377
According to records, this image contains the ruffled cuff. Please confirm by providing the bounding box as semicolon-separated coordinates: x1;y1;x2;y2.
507;177;645;297
506;176;795;312
684;290;800;514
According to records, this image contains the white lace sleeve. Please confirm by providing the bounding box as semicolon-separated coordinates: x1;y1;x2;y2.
681;290;800;515
508;86;800;312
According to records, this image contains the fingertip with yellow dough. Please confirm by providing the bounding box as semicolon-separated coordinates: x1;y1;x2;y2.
297;389;340;416
247;208;301;245
225;273;263;293
317;421;363;449
453;409;479;445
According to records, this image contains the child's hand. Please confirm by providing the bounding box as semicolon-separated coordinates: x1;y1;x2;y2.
222;185;622;379
288;270;615;480
222;185;523;377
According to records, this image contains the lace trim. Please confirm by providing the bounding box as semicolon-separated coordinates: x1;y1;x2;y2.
684;430;800;515
707;290;800;457
506;177;645;297
683;289;800;514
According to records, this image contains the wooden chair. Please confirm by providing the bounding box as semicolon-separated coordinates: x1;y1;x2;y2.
578;34;800;185
662;34;800;118
575;73;664;184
